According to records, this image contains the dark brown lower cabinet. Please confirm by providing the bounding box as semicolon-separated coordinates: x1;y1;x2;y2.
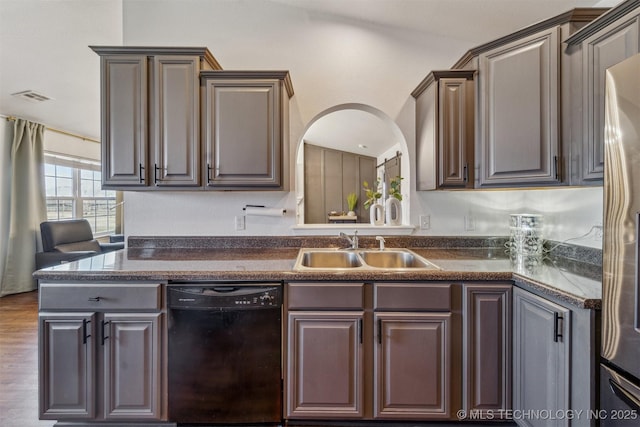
286;311;364;418
285;281;463;421
463;284;512;418
374;312;452;419
38;282;164;423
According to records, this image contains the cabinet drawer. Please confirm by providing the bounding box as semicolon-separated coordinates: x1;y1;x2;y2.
375;283;451;311
287;282;364;310
39;282;161;310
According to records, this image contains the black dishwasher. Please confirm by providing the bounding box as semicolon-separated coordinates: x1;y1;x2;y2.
167;283;283;425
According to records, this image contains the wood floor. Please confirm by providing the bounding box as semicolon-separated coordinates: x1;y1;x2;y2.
0;290;54;427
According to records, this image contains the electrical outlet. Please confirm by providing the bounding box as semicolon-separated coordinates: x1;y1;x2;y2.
419;215;430;230
594;224;603;240
464;215;476;231
234;215;245;231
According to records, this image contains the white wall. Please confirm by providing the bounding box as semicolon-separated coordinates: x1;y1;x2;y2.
413;187;603;248
45;131;101;161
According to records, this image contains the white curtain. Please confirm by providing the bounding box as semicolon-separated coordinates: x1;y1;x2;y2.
0;119;47;297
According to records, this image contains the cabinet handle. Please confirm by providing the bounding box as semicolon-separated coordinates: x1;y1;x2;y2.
154;163;160;184
554;155;559;180
88;296;101;302
463;163;469;182
82;319;91;344
377;318;382;344
101;320;110;346
554;312;563;342
358;318;363;344
207;164;212;184
139;164;145;183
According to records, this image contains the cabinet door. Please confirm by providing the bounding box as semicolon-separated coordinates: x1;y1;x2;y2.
582;15;640;181
478;27;560;186
463;284;512;416
204;79;282;188
39;313;96;419
415;80;438;191
151;56;201;187
439;77;473;188
286;312;364;418
103;313;161;420
374;312;451;419
513;288;570;427
100;55;148;188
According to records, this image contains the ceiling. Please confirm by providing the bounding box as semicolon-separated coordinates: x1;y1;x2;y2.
0;0;613;144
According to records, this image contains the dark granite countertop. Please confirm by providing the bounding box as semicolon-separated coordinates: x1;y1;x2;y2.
33;236;602;310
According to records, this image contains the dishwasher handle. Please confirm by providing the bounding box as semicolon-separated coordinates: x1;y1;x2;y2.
209;286;240;293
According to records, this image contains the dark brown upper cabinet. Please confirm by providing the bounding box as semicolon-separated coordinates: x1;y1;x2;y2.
413;70;475;190
201;71;294;190
565;0;640;185
91;46;221;189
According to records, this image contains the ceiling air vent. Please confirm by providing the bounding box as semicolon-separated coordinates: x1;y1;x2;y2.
11;90;52;103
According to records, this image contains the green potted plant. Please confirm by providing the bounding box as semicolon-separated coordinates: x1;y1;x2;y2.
363;178;382;210
388;176;403;200
346;193;358;216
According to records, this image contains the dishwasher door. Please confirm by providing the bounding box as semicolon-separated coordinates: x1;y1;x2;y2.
167;284;282;424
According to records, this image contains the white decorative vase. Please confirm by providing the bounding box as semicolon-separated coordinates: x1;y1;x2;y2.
370;202;384;226
385;197;402;226
347;210;356;217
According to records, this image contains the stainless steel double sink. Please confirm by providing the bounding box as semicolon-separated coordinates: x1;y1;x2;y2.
293;248;440;271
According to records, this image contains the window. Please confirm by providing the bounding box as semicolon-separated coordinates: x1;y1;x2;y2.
44;153;117;236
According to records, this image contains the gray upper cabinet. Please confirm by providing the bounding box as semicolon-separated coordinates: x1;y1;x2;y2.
413;70;475;190
91;46;221;189
566;0;640;184
446;9;605;189
478;27;561;187
201;71;293;190
95;53;148;188
151;56;201;187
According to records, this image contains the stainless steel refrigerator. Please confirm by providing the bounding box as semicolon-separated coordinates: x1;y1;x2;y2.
602;52;640;425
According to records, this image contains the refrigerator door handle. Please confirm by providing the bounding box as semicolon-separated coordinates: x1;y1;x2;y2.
609;378;640;410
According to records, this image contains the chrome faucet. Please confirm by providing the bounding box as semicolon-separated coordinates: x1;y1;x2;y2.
339;231;359;249
376;235;385;250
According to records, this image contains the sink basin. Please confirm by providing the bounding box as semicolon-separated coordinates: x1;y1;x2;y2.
358;250;438;269
298;250;362;269
293;248;440;271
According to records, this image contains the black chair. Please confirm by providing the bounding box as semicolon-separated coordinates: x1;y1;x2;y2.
35;219;124;269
